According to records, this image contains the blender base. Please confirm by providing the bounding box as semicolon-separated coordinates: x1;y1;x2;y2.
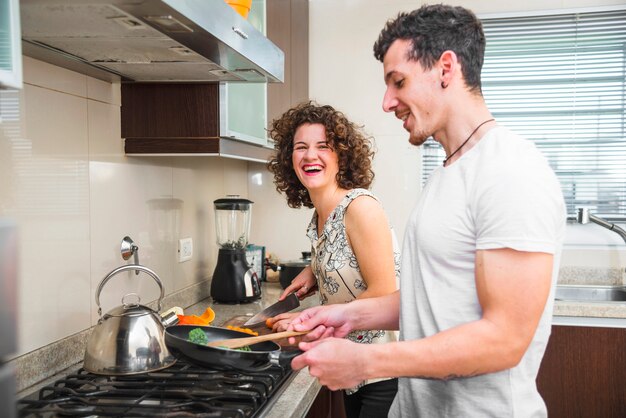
210;248;261;303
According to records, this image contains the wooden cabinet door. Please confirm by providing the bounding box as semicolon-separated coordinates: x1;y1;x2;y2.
537;325;626;418
121;83;220;139
305;386;346;418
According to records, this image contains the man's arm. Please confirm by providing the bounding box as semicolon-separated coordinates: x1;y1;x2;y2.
367;248;553;379
292;290;401;340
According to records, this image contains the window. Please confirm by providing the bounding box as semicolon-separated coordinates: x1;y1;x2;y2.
422;8;626;219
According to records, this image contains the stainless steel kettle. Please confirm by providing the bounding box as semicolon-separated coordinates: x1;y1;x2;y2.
84;264;177;375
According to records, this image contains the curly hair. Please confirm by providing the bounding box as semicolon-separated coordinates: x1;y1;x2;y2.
373;4;485;94
267;101;375;209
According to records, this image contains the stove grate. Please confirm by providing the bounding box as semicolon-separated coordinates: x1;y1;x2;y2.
18;361;291;417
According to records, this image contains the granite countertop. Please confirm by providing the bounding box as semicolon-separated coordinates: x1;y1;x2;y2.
553;299;626;328
554;300;626;319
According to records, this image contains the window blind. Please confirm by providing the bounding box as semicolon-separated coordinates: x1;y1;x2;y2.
422;9;626;219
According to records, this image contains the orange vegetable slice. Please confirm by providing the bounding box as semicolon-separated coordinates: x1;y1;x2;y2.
226;325;258;336
177;307;216;326
199;307;216;323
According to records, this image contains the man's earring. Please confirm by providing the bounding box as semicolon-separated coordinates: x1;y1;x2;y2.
441;81;448;89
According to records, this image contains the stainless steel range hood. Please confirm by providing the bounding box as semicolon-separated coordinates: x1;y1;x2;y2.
20;0;284;83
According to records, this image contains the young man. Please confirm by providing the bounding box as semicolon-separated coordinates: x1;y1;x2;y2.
289;4;566;417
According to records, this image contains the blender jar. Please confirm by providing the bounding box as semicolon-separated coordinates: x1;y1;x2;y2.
214;197;253;249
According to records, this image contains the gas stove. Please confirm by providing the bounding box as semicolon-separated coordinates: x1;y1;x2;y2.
17;359;292;417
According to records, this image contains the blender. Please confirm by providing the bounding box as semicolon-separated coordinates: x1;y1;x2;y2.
210;197;261;303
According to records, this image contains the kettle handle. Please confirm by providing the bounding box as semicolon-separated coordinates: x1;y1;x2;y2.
95;264;165;317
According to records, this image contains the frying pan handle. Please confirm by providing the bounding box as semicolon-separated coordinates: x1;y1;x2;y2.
269;349;303;369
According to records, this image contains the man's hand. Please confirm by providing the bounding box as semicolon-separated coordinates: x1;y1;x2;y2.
267;312;300;332
287;304;354;344
291;338;369;390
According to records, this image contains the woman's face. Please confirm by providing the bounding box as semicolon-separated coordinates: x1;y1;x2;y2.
292;123;339;192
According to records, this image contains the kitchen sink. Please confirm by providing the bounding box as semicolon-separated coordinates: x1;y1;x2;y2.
555;285;626;302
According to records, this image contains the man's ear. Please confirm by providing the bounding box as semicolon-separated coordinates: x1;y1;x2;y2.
439;50;459;88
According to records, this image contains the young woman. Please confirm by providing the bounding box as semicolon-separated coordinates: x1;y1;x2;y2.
267;101;400;418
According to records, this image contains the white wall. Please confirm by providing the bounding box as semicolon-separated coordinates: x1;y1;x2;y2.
306;0;626;269
0;57;262;356
248;162;314;260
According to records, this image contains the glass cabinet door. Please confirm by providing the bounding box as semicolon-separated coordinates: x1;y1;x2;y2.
0;0;22;89
219;0;268;146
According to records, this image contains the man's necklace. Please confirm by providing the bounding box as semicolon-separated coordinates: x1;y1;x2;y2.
442;118;495;166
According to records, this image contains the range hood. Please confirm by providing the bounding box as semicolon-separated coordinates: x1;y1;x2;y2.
20;0;284;83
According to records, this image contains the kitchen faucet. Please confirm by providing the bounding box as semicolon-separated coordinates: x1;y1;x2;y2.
576;208;626;245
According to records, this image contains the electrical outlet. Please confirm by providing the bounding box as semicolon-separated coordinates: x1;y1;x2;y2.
178;238;193;262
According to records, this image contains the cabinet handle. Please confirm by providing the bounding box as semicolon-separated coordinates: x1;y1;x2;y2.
232;27;249;39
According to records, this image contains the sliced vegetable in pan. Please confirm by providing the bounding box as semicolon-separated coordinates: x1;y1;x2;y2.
225;325;258;336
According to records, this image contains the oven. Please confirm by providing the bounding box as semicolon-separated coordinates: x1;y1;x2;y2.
17;359;292;417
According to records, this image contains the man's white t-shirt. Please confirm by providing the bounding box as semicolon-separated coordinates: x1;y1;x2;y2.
390;126;566;417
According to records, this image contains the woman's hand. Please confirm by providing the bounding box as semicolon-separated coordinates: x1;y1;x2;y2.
279;266;317;300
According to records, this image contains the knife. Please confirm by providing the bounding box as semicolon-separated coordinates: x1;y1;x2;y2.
243;292;300;326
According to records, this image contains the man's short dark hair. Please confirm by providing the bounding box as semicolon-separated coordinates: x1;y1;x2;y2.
373;4;486;94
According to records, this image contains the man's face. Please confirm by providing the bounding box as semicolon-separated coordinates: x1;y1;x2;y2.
382;39;440;147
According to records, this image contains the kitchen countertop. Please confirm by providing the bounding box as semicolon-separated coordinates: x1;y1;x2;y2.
553;300;626;327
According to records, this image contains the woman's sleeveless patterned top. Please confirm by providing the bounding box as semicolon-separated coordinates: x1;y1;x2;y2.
306;188;400;393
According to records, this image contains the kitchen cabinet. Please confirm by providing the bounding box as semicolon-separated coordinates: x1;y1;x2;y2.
536;325;626;418
122;0;307;160
267;0;309;126
305;386;346;418
121;83;274;162
0;0;22;89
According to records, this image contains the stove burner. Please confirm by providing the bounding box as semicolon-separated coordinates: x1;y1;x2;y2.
18;361;291;417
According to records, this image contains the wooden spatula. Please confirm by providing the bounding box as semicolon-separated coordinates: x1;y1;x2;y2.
207;330;309;349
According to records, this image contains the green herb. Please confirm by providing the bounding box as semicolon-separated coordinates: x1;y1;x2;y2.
188;328;209;345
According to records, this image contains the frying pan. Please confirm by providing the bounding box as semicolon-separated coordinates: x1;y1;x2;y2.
164;325;301;371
